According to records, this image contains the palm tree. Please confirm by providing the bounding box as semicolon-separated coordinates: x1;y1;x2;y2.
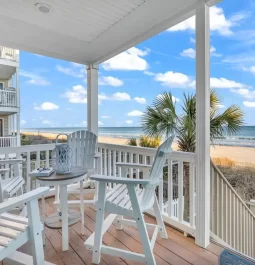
142;90;244;220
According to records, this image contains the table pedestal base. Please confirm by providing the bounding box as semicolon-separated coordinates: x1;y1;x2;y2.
44;210;80;229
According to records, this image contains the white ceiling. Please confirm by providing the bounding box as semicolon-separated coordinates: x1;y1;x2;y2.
0;65;16;80
0;0;219;64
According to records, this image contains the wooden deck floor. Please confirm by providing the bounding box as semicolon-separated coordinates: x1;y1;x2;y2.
4;194;223;265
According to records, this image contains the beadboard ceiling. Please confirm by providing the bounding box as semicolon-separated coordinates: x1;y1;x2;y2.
0;0;220;64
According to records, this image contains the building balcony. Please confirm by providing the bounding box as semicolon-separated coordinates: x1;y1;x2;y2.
0;47;19;62
0;88;18;111
0;136;17;147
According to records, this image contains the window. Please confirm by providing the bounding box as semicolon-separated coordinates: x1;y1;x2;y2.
0;82;3;90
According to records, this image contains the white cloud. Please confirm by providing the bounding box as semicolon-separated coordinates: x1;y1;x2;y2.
181;48;196;59
210;78;248;89
20;120;26;125
56;65;85;78
20;70;50;86
144;71;155;76
34;102;59;111
243;101;255;107
134;97;146;104
106;92;131;101
180;46;221;59
102;47;149;71
218;104;225;109
190;37;196;44
102;116;110;119
231;88;255;99
99;76;123;87
63;85;130;104
168;6;245;36
127;110;143;117
155;71;193;88
63;85;87;104
125;120;133;125
98;121;104;126
243;66;255;75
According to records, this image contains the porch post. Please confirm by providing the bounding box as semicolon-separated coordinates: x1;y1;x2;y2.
86;64;98;135
195;2;210;248
16;66;20;146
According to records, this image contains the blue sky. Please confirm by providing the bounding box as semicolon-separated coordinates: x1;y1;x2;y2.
20;0;255;128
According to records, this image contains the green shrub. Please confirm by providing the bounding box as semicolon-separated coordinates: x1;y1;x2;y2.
139;136;161;148
127;138;137;146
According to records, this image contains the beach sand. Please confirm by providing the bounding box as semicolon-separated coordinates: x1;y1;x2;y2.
22;131;255;165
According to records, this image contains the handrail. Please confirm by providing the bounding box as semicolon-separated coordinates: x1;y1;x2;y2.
210;160;255;258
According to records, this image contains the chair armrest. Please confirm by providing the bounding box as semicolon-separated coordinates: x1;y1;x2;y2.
0;187;49;214
0;168;10;173
91;175;150;185
116;163;152;170
94;152;101;159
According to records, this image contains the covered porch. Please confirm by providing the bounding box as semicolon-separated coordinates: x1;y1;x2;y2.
0;0;254;264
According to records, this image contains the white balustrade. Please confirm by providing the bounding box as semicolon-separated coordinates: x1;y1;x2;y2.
0;47;18;61
0;89;17;107
0;141;254;258
210;162;255;258
0;137;17;147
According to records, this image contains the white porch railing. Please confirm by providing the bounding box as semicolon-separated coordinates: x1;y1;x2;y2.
0;89;17;107
0;47;18;61
0;137;17;147
210;162;255;258
0;142;254;258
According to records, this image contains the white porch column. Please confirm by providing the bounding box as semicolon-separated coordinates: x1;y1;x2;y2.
86;64;98;135
195;3;210;248
16;66;20;146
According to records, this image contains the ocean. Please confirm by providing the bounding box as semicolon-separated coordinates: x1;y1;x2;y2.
21;126;255;148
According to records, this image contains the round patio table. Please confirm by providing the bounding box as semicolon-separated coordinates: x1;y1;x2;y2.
36;166;87;251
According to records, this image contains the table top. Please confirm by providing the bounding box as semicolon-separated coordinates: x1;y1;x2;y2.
35;166;87;182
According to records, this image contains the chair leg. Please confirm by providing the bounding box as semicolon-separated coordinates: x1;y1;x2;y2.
27;199;45;265
80;179;85;235
153;194;168;239
116;215;123;230
92;182;107;264
127;185;156;265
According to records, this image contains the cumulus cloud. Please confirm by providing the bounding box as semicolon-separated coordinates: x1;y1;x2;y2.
210;78;249;89
99;76;123;87
231;88;255;99
20;120;26;125
63;85;130;104
20;70;50;86
134;97;146;104
243;101;255;107
127;110;143;117
180;46;221;59
154;71;193;88
102;47;149;71
168;7;246;36
102;116;111;119
98;121;104;126
34;102;59;111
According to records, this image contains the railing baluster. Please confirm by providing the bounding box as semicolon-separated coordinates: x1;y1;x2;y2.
167;159;173;217
26;151;31;191
189;163;195;228
178;162;183;223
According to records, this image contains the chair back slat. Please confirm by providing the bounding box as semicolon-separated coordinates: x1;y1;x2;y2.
141;135;174;210
68;131;97;170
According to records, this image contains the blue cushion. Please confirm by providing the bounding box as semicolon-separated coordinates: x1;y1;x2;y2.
219;250;255;265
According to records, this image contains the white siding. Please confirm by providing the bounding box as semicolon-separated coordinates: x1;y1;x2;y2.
0;115;9;136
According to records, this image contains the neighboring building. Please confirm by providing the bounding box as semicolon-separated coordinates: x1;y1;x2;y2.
0;46;20;147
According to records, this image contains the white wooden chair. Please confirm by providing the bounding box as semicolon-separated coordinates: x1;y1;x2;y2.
0;159;25;203
0;187;55;265
54;130;98;235
85;136;174;265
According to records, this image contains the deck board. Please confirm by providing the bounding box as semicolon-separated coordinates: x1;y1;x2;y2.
2;194;221;265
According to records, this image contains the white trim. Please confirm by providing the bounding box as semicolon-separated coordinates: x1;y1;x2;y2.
195;2;210;248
